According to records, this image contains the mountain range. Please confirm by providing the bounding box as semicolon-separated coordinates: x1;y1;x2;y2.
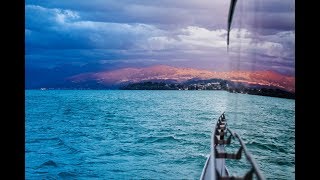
64;65;295;92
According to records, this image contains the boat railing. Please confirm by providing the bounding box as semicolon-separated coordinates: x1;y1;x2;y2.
213;112;265;180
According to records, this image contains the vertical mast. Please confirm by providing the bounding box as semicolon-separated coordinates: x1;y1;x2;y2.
227;0;238;48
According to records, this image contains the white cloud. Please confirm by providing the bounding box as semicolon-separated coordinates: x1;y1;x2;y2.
25;2;295;74
54;9;80;23
139;27;228;51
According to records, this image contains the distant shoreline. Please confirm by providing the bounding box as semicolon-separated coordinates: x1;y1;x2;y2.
27;76;295;99
119;81;295;99
26;88;295;100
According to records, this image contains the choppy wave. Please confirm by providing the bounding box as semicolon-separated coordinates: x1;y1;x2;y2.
40;160;58;168
58;172;77;178
136;135;185;144
26;90;294;179
246;141;287;153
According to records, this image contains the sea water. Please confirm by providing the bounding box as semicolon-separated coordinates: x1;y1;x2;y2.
26;90;294;179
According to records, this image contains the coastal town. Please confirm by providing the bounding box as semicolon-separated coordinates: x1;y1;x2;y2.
120;80;295;99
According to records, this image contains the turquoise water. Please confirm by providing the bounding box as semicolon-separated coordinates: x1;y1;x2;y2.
26;90;294;179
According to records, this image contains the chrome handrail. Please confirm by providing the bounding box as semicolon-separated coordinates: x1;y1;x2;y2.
227;128;265;180
213;113;265;180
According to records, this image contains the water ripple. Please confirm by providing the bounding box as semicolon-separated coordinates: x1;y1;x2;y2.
26;90;294;179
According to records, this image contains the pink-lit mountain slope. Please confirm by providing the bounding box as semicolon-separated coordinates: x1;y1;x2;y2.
68;65;295;92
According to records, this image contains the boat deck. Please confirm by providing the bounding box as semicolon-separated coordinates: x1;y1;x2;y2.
200;112;265;180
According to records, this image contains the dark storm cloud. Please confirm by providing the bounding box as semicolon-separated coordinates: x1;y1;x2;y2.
25;0;295;76
26;0;294;31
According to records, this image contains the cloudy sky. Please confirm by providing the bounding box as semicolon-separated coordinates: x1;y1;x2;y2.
25;0;295;75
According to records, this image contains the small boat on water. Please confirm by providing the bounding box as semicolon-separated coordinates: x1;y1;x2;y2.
200;112;265;180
